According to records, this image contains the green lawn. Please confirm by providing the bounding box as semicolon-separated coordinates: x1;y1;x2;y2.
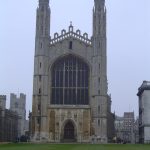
0;144;150;150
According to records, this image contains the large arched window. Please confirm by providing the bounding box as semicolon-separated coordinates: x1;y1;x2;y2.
51;55;89;105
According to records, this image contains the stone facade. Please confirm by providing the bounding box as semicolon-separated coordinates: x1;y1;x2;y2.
10;93;27;136
115;116;124;141
115;113;139;143
0;95;6;109
137;81;150;143
0;95;18;142
123;112;135;143
47;107;91;142
32;0;109;143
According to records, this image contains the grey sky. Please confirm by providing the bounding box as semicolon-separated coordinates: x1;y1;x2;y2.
0;0;150;117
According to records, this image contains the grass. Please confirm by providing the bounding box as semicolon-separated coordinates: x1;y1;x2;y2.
0;144;150;150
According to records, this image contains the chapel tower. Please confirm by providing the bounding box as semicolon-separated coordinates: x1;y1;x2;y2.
32;0;50;139
32;0;108;143
91;0;108;141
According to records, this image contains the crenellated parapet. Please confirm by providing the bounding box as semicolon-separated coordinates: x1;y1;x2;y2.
0;95;6;99
137;81;150;96
50;24;92;46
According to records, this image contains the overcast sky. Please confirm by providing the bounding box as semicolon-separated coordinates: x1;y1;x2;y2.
0;0;150;117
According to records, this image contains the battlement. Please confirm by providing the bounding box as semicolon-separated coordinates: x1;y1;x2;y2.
0;95;6;99
10;93;26;99
142;81;150;86
137;81;150;96
50;24;92;46
139;81;150;90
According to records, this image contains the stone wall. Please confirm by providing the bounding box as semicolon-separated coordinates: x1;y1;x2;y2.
47;107;91;142
0;108;18;142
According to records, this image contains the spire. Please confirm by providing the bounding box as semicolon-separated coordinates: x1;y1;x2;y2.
39;0;49;6
94;0;105;9
93;0;106;37
70;21;72;26
38;0;50;12
36;0;50;37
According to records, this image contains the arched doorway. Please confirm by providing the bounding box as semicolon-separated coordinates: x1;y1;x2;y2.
64;121;75;140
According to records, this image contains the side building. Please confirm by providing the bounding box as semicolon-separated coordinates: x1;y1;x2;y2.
123;112;135;143
10;93;29;137
137;81;150;143
115;116;124;141
115;112;138;143
0;95;18;142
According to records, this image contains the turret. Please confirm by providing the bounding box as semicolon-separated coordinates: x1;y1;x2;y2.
35;0;50;56
92;0;107;92
36;0;50;37
32;0;50;141
91;0;108;143
93;0;106;37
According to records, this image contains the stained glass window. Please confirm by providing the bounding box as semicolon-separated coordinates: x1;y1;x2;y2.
51;55;89;105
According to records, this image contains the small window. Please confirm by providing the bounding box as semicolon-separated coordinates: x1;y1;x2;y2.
98;78;100;84
39;75;41;82
98;105;100;114
38;104;40;111
98;119;100;126
37;117;40;124
40;62;42;68
15;102;18;108
41;26;43;32
69;41;73;49
98;90;100;95
40;43;43;48
39;88;41;94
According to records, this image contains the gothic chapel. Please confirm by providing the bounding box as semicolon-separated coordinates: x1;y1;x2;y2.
32;0;110;143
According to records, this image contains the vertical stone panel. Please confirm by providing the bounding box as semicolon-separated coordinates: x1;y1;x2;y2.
83;110;90;140
49;110;55;140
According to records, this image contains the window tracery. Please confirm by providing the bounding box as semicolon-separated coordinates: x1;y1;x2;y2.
51;55;89;105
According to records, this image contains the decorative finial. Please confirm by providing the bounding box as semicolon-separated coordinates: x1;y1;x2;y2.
70;21;72;26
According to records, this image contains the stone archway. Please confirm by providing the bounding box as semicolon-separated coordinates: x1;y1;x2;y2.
64;121;75;140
